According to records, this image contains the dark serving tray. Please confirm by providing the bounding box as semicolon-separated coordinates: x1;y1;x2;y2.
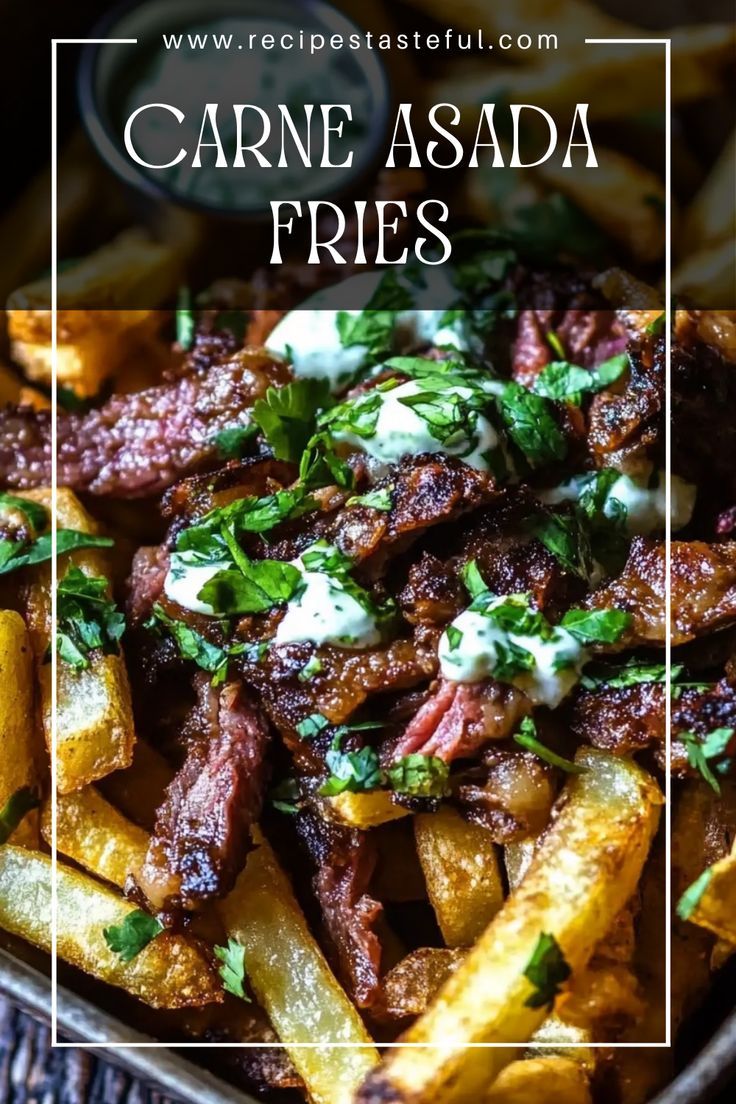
2;944;735;1104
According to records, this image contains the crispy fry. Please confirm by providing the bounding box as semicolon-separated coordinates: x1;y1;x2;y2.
40;786;148;889
527;1016;595;1068
672;237;736;309
383;948;467;1020
682;129;736;253
7;231;177;395
485;1056;592;1104
220;830;379;1104
537;148;667;263
22;488;135;793
504;839;537;892
323;791;411;829
0;610;39;845
0;846;222;1009
415;805;504;946
686;842;736;943
428;25;733;123
97;739;174;831
356;750;662;1104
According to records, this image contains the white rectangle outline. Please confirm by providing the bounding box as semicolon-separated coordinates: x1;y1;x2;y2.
49;35;672;1050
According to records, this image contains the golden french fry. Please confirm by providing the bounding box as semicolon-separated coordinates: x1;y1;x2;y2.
527;1016;595;1068
682;130;736;253
504;839;537;892
685;842;736;943
0;610;39;845
428;25;733;124
0;846;222;1009
538;148;667;263
673;237;736;309
97;739;174;831
356;750;662;1104
383;948;467;1020
220;830;379;1104
323;791;411;830
485;1056;592;1104
7;231;177;395
21;488;135;793
415;805;504;947
40;786;148;889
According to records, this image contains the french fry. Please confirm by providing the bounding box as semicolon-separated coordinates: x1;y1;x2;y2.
0;846;222;1009
323;791;411;830
97;739;174;831
356;750;662;1104
428;25;733;124
537;148;667;263
672;237;736;309
485;1056;592;1104
0;610;39;845
504;839;537;892
681;129;736;253
383;948;467;1020
415;806;504;946
220;830;379;1104
40;787;148;889
22;488;135;793
685;842;736;943
7;231;178;395
527;1016;595;1068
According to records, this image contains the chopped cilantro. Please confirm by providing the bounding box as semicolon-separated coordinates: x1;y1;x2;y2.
57;567;125;671
320;733;382;796
147;604;240;686
533;354;627;405
513;717;585;774
560;608;631;644
103;910;163;962
346;487;393;512
523;932;571;1009
297;713;329;740
529;510;593;581
252;378;332;461
211;424;258;460
176;287;195;350
199;558;302;616
0;787;40;844
214;937;250;1001
0;493;48;532
385;755;449;798
446;625;463;651
580;659;675;691
270;777;301;815
461;559;489;600
680;728;734;794
497;382;567;468
0;528;113;577
646;313;666;337
676;867;713;921
298;654;323;682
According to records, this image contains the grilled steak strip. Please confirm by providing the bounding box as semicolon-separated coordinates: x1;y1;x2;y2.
0;351;289;497
136;674;270;913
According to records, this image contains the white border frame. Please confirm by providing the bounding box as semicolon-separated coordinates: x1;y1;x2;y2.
50;34;672;1051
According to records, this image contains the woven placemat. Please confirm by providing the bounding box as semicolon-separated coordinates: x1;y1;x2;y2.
0;998;177;1104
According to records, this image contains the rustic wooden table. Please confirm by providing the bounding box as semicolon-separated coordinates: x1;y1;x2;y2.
0;999;176;1104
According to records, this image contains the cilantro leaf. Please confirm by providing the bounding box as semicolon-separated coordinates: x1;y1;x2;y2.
299;435;355;491
513;717;585;774
0;493;48;532
461;559;489;599
57;567;125;671
346;487;393;512
199;559;302;616
676;867;713;922
580;659;674;691
252;379;332;461
534;354;627;404
336;270;415;356
297;713;329;740
497;382;567;468
646;313;666;337
298;654;323;682
103;910;163;962
214;937;250;1001
523;932;571;1009
176;287;195;350
0;787;40;844
680;728;734;794
270;777;301;815
211;424;258;460
560;608;631;644
148;604;238;685
0;530;113;577
386;755;450;797
320;733;382;796
529;511;592;580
